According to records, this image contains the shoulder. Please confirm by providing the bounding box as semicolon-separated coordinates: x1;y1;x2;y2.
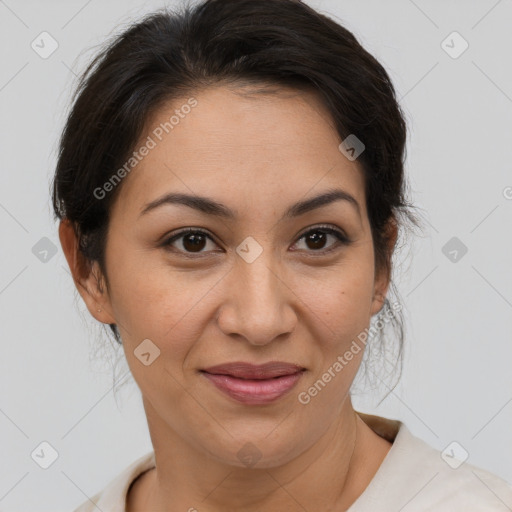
72;451;156;512
391;427;512;510
352;413;512;511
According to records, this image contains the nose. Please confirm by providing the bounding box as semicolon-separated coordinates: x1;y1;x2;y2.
216;253;297;346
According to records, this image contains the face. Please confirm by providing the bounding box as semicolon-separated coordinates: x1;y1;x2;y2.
65;84;392;468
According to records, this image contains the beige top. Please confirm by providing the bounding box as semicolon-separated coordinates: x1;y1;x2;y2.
73;412;512;511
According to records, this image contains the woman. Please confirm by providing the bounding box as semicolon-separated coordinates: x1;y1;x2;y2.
53;0;512;510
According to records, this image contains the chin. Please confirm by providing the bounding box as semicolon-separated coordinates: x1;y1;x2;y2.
199;427;311;470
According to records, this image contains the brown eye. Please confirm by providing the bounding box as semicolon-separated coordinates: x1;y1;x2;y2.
305;230;328;250
162;229;218;255
162;225;350;258
292;226;350;254
181;232;208;252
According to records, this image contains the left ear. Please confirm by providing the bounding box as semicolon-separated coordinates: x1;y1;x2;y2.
370;217;398;316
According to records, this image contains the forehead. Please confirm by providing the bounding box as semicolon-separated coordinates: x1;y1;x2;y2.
111;85;365;221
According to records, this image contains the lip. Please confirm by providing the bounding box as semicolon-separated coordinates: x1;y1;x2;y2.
200;362;306;405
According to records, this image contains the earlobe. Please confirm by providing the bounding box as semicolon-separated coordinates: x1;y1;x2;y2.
370;290;386;316
58;219;115;324
370;217;398;316
370;257;392;316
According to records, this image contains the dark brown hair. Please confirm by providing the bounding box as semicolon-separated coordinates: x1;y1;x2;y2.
51;0;421;389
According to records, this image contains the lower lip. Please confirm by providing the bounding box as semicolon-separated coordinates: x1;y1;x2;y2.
201;371;304;405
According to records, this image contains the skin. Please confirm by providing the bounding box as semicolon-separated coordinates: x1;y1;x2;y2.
60;84;398;511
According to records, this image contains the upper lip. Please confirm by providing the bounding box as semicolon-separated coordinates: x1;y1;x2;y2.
201;362;306;380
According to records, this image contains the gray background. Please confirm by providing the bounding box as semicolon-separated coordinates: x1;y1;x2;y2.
0;0;511;510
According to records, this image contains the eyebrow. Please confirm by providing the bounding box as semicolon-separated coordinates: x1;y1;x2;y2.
139;188;361;220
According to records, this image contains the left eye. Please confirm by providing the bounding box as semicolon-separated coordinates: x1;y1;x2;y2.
162;225;350;256
292;226;350;253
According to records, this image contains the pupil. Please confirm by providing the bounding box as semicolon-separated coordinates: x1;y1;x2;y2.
183;233;206;252
307;231;326;250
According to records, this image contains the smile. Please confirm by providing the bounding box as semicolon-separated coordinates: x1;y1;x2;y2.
200;362;306;405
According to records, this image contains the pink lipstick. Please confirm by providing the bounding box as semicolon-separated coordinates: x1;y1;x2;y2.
201;362;306;405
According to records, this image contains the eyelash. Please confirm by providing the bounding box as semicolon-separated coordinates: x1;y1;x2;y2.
161;224;351;258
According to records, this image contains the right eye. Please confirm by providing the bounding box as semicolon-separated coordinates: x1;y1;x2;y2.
161;228;221;257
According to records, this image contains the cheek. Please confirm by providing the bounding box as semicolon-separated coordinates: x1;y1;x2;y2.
294;258;375;343
106;248;223;358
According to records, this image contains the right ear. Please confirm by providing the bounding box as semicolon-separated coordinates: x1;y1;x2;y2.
58;219;115;325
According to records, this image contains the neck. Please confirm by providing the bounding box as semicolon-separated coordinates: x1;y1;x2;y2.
129;396;391;512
